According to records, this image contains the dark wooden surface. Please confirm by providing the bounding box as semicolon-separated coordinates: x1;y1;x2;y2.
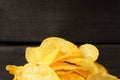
0;0;120;43
0;0;120;80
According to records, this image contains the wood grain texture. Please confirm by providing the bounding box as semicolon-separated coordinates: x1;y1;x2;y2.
0;0;120;43
0;45;120;80
0;0;120;79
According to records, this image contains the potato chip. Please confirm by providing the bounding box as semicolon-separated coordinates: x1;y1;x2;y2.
6;63;60;80
62;58;98;74
94;62;108;73
25;46;59;65
6;65;23;75
40;37;82;62
56;70;85;80
73;69;91;79
6;37;120;80
79;44;99;62
87;72;120;80
50;61;79;71
50;60;92;79
57;70;73;74
62;58;99;78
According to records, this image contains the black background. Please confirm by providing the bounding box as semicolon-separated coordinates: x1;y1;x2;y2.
0;0;120;80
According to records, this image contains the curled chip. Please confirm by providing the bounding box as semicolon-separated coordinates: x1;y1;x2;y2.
25;46;59;65
87;72;120;80
6;37;120;80
56;70;85;80
50;61;79;71
6;63;60;80
61;58;98;73
79;44;99;62
94;62;108;73
40;37;82;62
61;58;98;78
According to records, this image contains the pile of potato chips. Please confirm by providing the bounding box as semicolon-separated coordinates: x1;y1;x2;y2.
6;37;120;80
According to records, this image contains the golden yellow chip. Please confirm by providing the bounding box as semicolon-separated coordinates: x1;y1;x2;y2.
51;60;92;79
25;46;59;65
6;65;23;75
56;70;85;80
40;37;82;62
50;60;92;79
56;70;72;75
73;69;91;78
79;44;99;62
6;63;60;80
94;62;108;73
50;61;79;71
6;37;120;80
61;58;98;78
62;58;98;74
87;72;120;80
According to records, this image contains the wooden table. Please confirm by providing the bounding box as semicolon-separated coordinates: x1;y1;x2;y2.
0;0;120;79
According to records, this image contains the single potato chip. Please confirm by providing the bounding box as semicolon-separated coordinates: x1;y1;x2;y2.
62;58;98;74
94;62;108;73
40;37;82;63
51;60;92;79
6;63;60;80
87;72;120;80
56;70;85;80
50;61;79;71
6;65;23;75
79;44;99;62
73;69;91;78
25;46;59;65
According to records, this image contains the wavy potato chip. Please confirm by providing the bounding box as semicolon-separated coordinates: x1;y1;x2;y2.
94;62;108;73
6;63;60;80
87;72;120;80
40;37;82;62
79;44;99;62
51;60;92;79
6;65;23;75
25;46;59;65
62;58;98;74
51;61;91;79
73;69;91;79
50;61;79;71
56;70;85;80
60;58;99;78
